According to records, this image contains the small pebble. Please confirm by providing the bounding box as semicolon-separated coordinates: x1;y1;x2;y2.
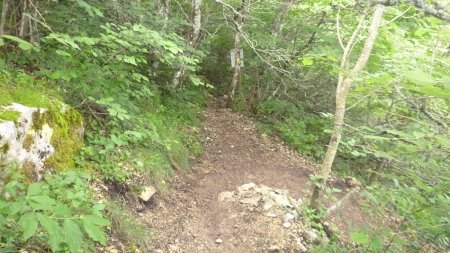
266;212;277;218
268;245;280;252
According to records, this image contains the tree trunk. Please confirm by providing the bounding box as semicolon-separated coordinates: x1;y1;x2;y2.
271;0;295;36
310;4;385;209
19;0;28;37
190;0;202;46
228;32;241;107
0;0;9;35
172;0;202;88
158;0;170;27
227;0;249;107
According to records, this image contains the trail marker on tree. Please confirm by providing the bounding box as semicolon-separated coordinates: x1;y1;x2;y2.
230;49;244;67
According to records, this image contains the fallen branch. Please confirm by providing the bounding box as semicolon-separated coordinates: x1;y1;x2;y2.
325;186;360;217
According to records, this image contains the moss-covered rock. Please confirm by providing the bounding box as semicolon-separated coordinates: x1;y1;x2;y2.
36;106;84;170
0;110;21;124
0;71;84;179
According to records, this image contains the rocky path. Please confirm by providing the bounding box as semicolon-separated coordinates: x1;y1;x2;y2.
141;101;326;252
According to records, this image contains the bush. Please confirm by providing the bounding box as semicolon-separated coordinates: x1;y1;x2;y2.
0;166;110;252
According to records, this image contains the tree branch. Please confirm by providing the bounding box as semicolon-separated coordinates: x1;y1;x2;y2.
369;0;450;22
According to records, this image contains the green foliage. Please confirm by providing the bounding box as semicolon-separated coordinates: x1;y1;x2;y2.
105;201;149;250
275;116;329;159
349;229;384;252
77;89;205;184
0;70;58;108
310;241;348;253
0;110;20;123
257;100;330;159
0;167;109;252
0;35;39;52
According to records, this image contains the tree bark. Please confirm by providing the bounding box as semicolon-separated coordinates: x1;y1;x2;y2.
228;32;242;107
271;0;296;36
190;0;202;47
0;0;9;35
158;0;170;27
310;4;385;209
227;0;250;107
370;0;449;22
172;0;202;88
19;0;28;37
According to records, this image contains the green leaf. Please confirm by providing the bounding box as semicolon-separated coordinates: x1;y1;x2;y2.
436;135;450;149
55;50;72;57
19;213;38;241
412;85;450;99
123;56;137;66
363;135;390;141
0;35;35;51
404;70;436;85
75;0;104;17
37;213;62;251
82;215;111;226
53;204;72;218
414;28;427;37
82;218;108;245
63;219;83;253
370;237;383;252
27;182;44;197
189;75;205;86
0;213;5;227
92;203;106;217
0;200;9;210
350;231;370;245
9;201;29;215
302;57;314;66
81;215;110;245
28;195;56;211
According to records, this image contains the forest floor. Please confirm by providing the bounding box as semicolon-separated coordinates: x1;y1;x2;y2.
138;99;373;253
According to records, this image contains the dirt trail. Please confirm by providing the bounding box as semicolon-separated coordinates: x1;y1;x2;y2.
141;101;337;252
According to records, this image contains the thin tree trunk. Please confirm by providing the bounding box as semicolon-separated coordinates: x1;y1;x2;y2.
250;0;297;109
19;0;27;37
0;0;9;35
227;0;249;107
172;0;202;88
228;32;241;107
158;0;170;27
310;4;385;209
271;0;295;36
30;0;38;43
190;0;202;46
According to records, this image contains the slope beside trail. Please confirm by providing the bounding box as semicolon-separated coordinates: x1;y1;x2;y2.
139;100;367;252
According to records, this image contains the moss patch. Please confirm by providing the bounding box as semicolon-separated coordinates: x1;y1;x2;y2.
23;131;35;150
1;143;9;154
0;110;21;123
34;107;84;171
0;71;59;108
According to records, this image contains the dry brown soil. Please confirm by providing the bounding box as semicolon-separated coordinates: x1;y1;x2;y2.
139;101;372;253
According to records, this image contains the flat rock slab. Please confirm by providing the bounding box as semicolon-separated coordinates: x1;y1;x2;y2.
140;186;157;201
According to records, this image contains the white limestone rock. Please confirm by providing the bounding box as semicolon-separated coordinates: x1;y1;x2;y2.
0;103;54;179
